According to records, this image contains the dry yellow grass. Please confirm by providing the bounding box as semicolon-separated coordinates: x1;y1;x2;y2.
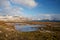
0;21;60;40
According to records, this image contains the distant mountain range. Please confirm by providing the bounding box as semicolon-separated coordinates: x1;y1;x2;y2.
31;20;60;22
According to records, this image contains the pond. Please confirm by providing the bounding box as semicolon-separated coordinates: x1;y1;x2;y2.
15;24;45;32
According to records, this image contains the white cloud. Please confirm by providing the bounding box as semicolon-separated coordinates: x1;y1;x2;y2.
10;0;37;8
0;0;24;16
9;7;24;16
0;0;11;9
0;0;37;16
0;7;24;16
19;7;24;11
31;14;60;20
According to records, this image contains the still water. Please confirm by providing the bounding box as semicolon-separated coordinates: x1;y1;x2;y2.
15;24;45;32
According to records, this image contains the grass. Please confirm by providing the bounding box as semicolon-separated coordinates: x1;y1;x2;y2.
0;26;58;40
0;21;60;40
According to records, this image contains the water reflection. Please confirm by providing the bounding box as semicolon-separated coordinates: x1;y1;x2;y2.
15;24;41;32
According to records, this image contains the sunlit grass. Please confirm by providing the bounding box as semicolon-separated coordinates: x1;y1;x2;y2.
0;21;60;40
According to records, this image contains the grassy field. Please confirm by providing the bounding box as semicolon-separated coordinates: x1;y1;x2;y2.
0;21;60;40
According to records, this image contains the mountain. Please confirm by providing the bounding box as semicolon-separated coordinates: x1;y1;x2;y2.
31;19;60;22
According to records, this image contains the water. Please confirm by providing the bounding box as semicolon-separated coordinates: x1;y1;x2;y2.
15;24;42;32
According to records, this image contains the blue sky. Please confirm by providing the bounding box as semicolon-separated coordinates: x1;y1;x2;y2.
0;0;60;20
36;0;60;13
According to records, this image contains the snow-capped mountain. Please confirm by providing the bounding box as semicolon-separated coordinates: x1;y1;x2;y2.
0;15;30;22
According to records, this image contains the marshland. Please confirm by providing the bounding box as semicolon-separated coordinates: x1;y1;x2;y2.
0;21;60;40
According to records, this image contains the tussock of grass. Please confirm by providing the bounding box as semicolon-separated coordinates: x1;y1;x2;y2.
0;25;59;40
0;21;60;40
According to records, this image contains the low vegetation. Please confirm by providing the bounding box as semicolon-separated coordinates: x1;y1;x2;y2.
0;21;60;40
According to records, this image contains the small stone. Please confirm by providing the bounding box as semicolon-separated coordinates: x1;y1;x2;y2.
0;31;2;33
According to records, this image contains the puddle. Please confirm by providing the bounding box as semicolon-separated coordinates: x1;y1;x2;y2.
15;24;45;32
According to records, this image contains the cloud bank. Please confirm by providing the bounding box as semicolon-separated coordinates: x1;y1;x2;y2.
32;14;60;20
0;0;24;16
0;0;60;20
0;0;37;16
10;0;37;8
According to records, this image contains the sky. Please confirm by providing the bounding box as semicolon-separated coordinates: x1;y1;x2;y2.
0;0;60;20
